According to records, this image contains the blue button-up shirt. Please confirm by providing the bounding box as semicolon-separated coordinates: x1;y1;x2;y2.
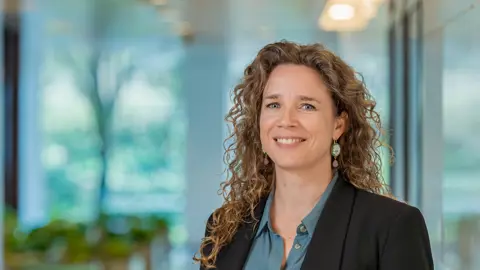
244;172;338;270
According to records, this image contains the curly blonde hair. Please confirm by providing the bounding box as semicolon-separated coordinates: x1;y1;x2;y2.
194;41;393;269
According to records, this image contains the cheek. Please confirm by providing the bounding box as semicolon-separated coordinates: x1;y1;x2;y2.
304;115;334;141
259;114;275;143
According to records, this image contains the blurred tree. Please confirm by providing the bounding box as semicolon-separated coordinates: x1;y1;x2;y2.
42;46;136;218
40;0;186;220
70;49;134;218
42;46;185;217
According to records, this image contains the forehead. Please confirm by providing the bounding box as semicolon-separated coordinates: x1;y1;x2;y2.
263;64;328;98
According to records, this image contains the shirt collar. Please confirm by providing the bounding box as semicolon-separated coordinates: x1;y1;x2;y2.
301;172;338;235
254;171;339;238
254;191;274;238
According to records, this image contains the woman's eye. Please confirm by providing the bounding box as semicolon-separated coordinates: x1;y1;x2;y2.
266;103;280;109
301;103;316;111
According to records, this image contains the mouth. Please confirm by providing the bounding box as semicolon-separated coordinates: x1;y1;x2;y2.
274;137;307;145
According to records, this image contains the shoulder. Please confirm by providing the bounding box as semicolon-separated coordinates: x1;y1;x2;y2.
355;188;416;212
353;188;427;228
351;190;433;268
356;188;425;217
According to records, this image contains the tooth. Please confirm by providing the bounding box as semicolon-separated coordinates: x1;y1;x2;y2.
277;138;302;144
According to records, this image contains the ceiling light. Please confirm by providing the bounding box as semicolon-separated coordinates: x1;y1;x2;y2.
328;3;355;21
319;0;370;32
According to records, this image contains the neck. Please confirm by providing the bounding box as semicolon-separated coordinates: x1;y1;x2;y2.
272;160;334;220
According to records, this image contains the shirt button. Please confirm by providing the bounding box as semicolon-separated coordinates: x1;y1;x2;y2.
294;243;301;250
299;225;307;233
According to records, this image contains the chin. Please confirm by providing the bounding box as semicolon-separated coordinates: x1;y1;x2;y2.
273;158;309;171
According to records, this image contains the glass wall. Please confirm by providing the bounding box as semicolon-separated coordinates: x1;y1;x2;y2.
9;0;480;269
19;0;187;240
416;0;480;268
390;1;480;268
388;0;424;202
442;3;480;269
335;2;391;186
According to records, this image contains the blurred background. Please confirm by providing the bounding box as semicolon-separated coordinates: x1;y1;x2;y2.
1;0;479;269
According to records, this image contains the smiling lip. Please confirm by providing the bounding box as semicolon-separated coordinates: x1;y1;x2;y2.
274;137;306;146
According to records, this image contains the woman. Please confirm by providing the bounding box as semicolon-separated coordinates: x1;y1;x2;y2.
194;41;433;270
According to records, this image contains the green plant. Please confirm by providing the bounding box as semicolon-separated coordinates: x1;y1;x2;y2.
98;236;133;260
152;216;169;235
62;233;94;263
130;227;154;245
5;229;29;253
4;210;172;267
4;206;18;233
25;226;53;252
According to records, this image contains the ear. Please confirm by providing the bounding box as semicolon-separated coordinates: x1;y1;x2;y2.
333;111;348;140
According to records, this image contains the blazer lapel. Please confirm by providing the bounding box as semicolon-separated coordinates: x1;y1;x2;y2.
215;197;268;270
301;174;356;270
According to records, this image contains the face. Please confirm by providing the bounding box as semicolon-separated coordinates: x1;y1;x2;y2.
259;64;346;171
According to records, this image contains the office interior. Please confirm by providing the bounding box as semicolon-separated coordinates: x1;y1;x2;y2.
1;0;479;269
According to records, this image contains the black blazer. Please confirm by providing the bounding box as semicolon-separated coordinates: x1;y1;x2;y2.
200;174;434;270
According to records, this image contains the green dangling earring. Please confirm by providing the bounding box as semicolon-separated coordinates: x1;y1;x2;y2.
331;139;341;168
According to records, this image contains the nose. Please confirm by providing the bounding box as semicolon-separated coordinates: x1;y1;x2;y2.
277;107;298;128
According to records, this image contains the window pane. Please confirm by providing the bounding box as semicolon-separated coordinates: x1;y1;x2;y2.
42;50;101;221
335;3;391;186
442;6;480;270
22;0;188;244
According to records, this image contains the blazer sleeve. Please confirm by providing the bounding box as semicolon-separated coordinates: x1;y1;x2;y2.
379;206;434;270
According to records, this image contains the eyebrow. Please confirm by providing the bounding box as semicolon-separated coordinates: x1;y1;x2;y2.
299;95;320;103
264;94;280;100
264;94;321;103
